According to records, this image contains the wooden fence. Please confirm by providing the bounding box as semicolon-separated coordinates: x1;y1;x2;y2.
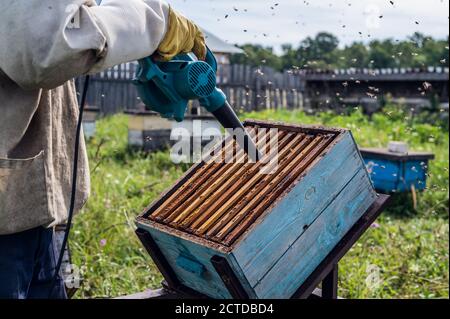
216;64;305;112
76;62;305;114
76;62;448;115
75;63;139;114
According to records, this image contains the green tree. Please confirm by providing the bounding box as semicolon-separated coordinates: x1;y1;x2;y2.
368;39;397;68
296;32;339;68
395;40;424;67
280;44;301;70
338;43;370;68
229;44;282;70
230;32;449;71
409;32;427;48
422;37;449;67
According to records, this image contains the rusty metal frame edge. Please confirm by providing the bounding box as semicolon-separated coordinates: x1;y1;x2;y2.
242;119;348;135
136;217;233;253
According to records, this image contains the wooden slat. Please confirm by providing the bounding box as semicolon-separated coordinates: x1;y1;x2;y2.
151;135;237;220
222;135;335;245
146;124;338;248
193;132;305;235
152;128;262;221
253;170;376;298
169;129;284;227
182;132;302;231
204;135;317;238
214;136;326;242
233;132;364;285
164;128;272;225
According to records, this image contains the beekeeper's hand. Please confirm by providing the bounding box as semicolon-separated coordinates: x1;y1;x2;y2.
154;7;207;61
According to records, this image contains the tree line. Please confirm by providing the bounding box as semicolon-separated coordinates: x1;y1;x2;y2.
230;32;449;71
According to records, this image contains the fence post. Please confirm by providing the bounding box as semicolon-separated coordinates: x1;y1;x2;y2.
76;62;311;114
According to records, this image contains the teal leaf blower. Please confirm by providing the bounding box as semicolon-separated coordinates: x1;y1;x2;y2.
133;48;260;161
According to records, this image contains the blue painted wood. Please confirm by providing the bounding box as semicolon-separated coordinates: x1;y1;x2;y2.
404;160;428;186
226;253;257;299
136;128;377;299
233;131;373;287
176;255;206;276
363;157;431;193
138;224;234;298
254;169;376;298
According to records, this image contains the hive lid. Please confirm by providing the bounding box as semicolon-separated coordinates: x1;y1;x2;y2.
137;120;347;249
359;147;435;161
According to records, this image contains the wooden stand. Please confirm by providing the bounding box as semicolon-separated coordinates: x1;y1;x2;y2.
121;194;390;300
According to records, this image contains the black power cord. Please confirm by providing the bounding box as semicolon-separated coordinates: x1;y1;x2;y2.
49;75;90;298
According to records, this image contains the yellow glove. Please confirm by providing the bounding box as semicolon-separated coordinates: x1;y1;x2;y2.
155;7;207;61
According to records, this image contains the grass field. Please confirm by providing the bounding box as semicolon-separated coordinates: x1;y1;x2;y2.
71;105;449;299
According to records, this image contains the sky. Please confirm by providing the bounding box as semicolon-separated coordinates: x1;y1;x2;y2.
168;0;449;53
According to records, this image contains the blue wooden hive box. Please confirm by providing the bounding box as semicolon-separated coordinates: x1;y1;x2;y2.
360;148;434;194
136;120;377;299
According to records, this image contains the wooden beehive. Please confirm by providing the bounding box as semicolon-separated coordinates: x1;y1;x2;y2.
136;120;377;299
125;110;222;154
125;110;173;152
82;106;99;139
360;147;434;193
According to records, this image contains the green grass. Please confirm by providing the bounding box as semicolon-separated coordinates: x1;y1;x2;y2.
71;115;190;298
72;106;448;299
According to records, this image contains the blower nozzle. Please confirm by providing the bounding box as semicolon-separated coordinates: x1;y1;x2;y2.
212;102;261;162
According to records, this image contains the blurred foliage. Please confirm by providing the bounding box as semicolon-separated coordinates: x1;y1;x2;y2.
230;32;449;71
229;44;283;70
72;109;448;299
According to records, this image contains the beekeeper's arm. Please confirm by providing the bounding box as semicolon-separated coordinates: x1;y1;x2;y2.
0;0;205;90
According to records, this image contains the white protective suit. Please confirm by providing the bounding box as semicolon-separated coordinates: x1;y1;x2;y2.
0;0;170;234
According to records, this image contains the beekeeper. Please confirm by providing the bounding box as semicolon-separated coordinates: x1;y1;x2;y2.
0;0;206;299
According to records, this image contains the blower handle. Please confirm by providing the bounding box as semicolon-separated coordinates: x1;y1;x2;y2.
149;46;216;70
204;47;218;73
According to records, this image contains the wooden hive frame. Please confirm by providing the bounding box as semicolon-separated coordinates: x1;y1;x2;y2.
136;120;377;299
140;120;341;247
148;125;336;246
